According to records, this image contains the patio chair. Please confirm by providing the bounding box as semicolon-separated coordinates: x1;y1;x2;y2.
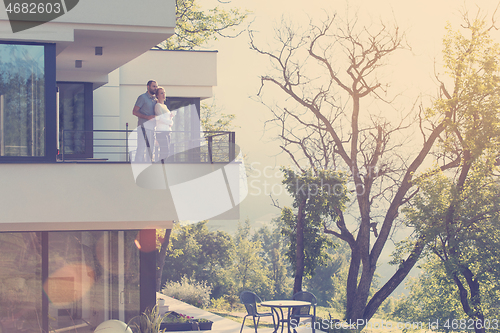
290;291;317;333
239;291;275;333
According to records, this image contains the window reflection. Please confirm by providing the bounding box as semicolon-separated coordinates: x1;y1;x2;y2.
0;232;42;333
47;231;140;330
0;231;140;333
0;44;45;157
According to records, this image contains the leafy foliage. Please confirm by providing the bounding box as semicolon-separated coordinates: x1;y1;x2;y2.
279;168;348;288
162;276;212;308
393;258;465;331
228;221;274;299
127;304;169;333
200;101;236;132
305;241;350;308
158;0;249;50
400;14;500;330
161;221;234;299
394;255;500;332
252;223;293;300
161;220;293;302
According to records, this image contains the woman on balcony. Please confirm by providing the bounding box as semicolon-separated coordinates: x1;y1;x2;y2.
154;87;175;162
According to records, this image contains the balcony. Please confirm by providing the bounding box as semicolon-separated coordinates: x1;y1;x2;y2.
0;129;242;232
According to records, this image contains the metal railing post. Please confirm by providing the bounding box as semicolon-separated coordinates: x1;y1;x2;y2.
61;129;64;162
208;135;213;163
229;132;235;162
126;123;129;162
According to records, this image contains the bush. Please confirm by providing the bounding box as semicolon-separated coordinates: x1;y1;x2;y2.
162;276;212;308
210;297;229;311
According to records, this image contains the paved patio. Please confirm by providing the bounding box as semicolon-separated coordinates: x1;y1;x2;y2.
157;293;315;333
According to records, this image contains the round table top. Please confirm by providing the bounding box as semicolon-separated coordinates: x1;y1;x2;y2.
260;300;311;308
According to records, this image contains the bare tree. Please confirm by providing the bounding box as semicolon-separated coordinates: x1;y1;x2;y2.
250;12;459;324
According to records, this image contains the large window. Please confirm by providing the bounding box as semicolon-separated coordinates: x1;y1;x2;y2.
47;231;140;329
0;42;56;161
0;231;141;333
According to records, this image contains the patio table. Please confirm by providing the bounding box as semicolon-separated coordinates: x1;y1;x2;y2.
260;300;311;333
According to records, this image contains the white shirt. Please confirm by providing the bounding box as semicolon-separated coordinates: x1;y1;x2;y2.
155;103;174;131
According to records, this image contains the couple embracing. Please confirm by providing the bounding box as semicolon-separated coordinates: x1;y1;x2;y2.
132;80;175;162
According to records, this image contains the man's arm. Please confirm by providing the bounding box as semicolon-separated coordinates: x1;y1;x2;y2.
133;105;155;120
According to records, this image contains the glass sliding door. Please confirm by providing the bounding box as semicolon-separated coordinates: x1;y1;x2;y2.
58;83;93;159
45;231;140;332
166;97;201;162
0;44;45;157
0;230;141;333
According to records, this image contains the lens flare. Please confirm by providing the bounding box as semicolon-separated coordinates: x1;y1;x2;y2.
134;229;156;253
43;263;95;306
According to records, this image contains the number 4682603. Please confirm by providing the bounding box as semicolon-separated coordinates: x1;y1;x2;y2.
5;2;62;14
443;319;498;330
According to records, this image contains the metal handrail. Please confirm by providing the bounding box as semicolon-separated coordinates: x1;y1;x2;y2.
60;129;235;163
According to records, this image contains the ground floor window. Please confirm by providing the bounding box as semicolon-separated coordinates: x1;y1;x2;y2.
0;231;141;333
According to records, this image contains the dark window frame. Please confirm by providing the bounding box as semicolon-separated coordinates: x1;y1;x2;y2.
0;40;56;163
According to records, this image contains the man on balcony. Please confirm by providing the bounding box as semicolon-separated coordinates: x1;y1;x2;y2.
133;80;158;162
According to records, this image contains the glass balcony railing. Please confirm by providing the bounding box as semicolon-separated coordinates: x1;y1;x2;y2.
59;129;236;163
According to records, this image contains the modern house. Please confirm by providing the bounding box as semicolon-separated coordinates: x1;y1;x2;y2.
0;1;243;332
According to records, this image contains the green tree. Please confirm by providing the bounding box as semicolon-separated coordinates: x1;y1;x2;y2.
304;241;350;308
280;168;348;294
156;228;172;291
252;223;293;299
229;221;273;299
403;166;500;332
393;257;471;332
394;254;500;332
399;14;500;333
161;221;235;298
158;0;248;50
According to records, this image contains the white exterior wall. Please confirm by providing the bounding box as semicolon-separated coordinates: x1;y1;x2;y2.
120;50;218;98
0;163;240;231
